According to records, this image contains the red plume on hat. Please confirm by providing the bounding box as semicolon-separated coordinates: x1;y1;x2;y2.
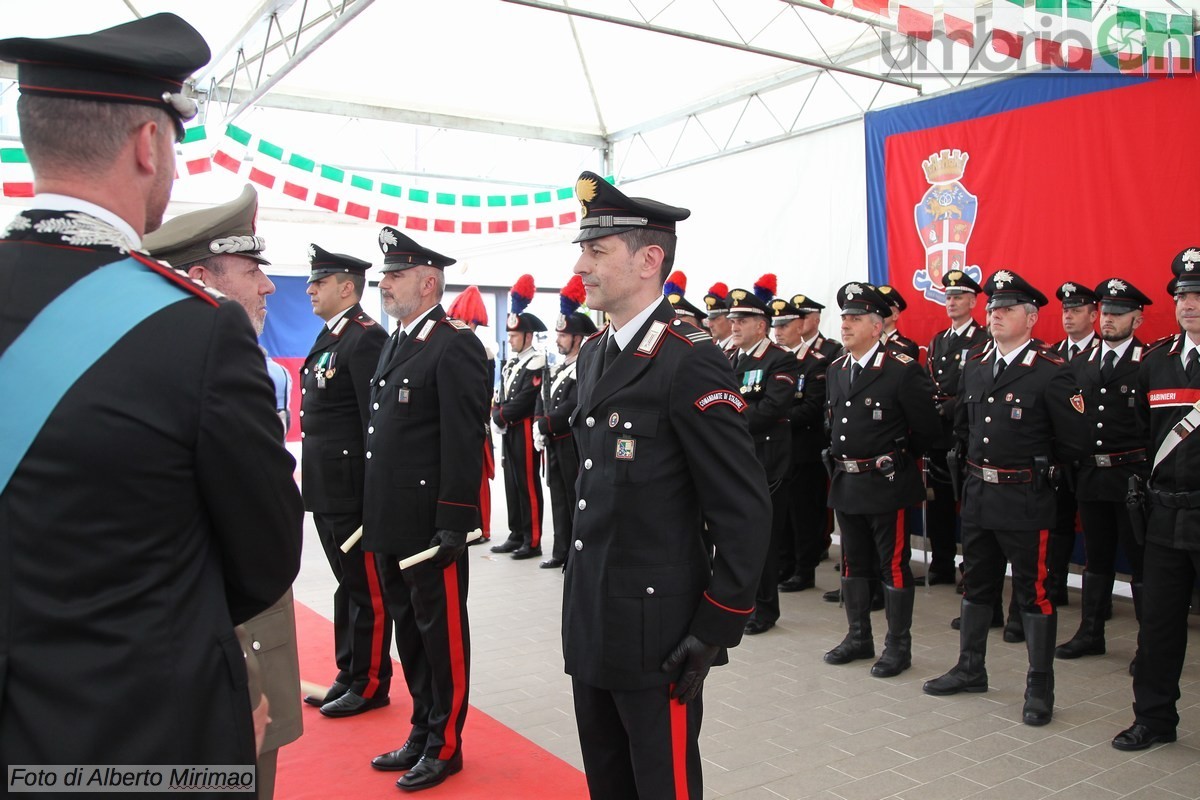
707;282;728;301
560;275;587;316
663;271;688;298
447;285;488;326
753;273;778;305
510;274;536;315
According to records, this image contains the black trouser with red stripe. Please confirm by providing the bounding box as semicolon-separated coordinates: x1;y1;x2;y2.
837;508;914;589
501;419;543;548
314;511;392;699
376;552;471;760
572;678;704;800
960;524;1055;615
546;435;579;563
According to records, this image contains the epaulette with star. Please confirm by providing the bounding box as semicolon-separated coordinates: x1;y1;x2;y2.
1034;346;1065;365
444;317;470;331
888;351;915;365
353;313;378;328
1145;333;1177;354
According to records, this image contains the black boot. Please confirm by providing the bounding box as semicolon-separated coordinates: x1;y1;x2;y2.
824;578;875;665
1055;572;1112;659
1003;593;1025;643
924;599;990;695
872;586;914;678
1049;534;1074;607
1129;582;1143;677
950;597;1003;631
870;579;886;611
1022;611;1056;726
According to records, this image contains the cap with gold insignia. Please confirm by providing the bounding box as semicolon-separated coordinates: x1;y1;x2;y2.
0;14;210;140
1055;280;1099;308
1169;246;1200;296
877;284;907;313
307;243;370;283
378;226;455;272
769;293;825;327
837;282;890;317
943;270;982;295
1093;277;1152;313
983;269;1048;309
557;275;597;335
447;285;488;327
507;274;546;333
573;171;691;244
728;274;776;319
664;270;707;321
703;282;731;316
144;184;268;268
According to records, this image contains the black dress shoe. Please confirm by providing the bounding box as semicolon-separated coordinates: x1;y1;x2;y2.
539;558;564;569
397;753;463;792
778;574;814;592
467;535;490;547
372;741;425;771
1112;723;1176;751
319;691;390;718
822;588;841;603
511;545;542;560
490;540;520;553
744;619;775;635
924;570;957;586
304;680;349;707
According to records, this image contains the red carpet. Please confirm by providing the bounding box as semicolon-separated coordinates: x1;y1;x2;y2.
276;601;589;799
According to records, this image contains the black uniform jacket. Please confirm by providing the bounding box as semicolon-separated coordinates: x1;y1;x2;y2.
826;347;941;514
788;339;839;465
493;347;546;427
1137;334;1200;551
886;329;921;360
361;306;489;557
301;303;388;514
1052;335;1100;361
1066;338;1149;502
536;358;581;443
734;337;800;483
0;211;303;766
563;300;770;691
927;320;990;449
955;342;1078;530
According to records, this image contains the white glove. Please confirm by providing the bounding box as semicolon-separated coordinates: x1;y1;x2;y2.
491;420;506;438
533;426;546;452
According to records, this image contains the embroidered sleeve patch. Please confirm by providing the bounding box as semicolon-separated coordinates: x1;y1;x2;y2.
695;389;747;413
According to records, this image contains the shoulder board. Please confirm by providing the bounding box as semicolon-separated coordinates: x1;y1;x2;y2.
969;349;987;361
353;313;377;328
135;253;219;307
636;320;668;356
1036;348;1065;365
441;317;468;330
669;325;712;346
1145;333;1177;354
889;351;914;365
804;348;826;361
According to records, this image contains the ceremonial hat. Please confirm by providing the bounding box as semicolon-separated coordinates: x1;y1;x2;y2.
983;269;1049;309
1169;246;1200;295
727;274;776;319
507;274;546;333
144;184;268;268
307;244;370;283
877;284;908;312
943;270;982;295
1055;281;1099;308
703;282;731;316
664;271;707;321
447;285;488;327
1094;278;1152;313
0;14;210;139
573;171;690;244
556;275;597;336
837;282;891;317
377;226;455;272
769;293;824;326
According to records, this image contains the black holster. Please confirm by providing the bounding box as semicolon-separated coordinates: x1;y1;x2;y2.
1126;475;1149;546
946;446;963;500
1033;456;1050;492
821;447;835;480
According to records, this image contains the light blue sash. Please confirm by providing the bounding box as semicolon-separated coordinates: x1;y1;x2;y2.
0;257;192;494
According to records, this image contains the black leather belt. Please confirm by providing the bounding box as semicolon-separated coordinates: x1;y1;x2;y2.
966;461;1031;484
1148;488;1200;509
834;452;895;474
1087;449;1146;467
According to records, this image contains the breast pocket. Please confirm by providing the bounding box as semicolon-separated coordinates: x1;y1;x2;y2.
601;408;660;485
390;376;424;418
999;392;1038;426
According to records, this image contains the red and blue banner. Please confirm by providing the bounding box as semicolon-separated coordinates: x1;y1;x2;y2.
262;275;326;442
865;64;1200;350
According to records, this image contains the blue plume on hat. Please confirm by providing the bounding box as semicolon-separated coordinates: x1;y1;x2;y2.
510;274;535;315
753;273;777;306
560;275;586;316
663;270;687;298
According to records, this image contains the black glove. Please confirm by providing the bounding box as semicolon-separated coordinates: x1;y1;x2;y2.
429;529;467;569
660;634;720;705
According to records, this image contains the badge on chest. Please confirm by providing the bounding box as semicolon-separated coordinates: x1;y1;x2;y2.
316;352;337;389
615;437;636;460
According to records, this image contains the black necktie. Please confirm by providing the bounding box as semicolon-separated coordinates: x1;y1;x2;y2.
1187;349;1198;379
1068;344;1080;361
1101;350;1117;382
734;352;748;371
602;335;620;375
994;357;1007;380
850;362;863;385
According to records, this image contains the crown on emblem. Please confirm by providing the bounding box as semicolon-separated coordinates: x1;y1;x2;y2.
1061;282;1077;296
922;149;969;184
845;283;863;299
993;270;1014;287
1107;278;1128;293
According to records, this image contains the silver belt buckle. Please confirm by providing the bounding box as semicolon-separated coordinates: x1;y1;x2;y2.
982;467;999;484
1095;454;1112;467
844;461;861;474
